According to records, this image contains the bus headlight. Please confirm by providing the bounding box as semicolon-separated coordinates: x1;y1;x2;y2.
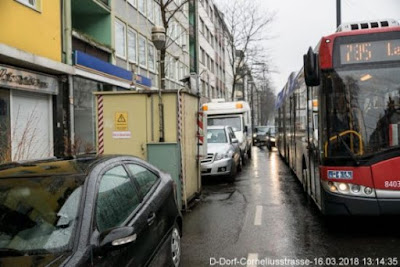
351;184;361;193
364;187;373;195
322;181;375;197
338;183;349;192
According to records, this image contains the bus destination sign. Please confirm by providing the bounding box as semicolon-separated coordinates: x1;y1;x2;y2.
340;39;400;65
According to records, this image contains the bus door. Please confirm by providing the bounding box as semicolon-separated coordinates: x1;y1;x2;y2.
307;87;321;204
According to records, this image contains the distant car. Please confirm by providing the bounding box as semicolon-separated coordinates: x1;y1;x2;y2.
201;126;241;182
252;126;269;147
0;155;182;267
266;127;276;151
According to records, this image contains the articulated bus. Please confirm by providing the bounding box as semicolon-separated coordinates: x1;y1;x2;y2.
275;19;400;215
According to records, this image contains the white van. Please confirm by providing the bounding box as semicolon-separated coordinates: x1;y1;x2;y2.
202;99;252;164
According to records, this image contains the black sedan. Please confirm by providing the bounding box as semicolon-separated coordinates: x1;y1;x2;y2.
0;155;182;267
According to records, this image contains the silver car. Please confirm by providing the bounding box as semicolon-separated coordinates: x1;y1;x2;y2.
201;126;241;182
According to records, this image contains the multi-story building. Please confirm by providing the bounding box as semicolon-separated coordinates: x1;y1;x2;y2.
0;0;73;162
196;0;232;103
65;0;190;154
0;0;191;163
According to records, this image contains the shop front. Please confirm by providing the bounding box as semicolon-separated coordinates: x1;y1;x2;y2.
0;65;58;163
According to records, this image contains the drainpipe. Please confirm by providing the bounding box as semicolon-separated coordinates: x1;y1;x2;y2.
64;0;72;66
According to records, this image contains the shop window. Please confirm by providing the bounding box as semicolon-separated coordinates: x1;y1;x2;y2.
73;77;112;154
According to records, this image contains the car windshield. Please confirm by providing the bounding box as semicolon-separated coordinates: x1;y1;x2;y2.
207;129;228;143
322;66;400;158
208;116;242;131
255;126;268;134
0;176;85;256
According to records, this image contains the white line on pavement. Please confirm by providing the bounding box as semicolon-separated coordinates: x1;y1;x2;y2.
254;205;263;226
247;253;259;267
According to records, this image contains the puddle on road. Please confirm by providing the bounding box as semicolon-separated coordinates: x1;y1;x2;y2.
202;190;236;201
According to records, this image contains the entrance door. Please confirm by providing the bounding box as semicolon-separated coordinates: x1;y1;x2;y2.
11;90;53;161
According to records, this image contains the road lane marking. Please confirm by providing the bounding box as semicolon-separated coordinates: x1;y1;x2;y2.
254;205;262;226
247;253;259;267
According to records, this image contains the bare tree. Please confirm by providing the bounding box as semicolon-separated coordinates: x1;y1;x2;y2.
154;0;190;90
218;0;274;100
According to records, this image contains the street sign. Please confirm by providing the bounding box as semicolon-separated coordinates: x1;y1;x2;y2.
115;112;128;131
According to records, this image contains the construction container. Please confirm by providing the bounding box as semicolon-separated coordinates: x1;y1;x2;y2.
94;90;203;209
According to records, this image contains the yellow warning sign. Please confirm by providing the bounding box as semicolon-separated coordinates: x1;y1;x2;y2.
115;112;128;131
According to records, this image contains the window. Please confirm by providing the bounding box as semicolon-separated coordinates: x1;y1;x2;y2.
155;5;161;26
138;0;145;14
148;42;155;71
147;0;154;22
127;0;136;7
200;19;204;34
96;166;140;232
115;20;126;59
127;164;159;196
128;28;137;63
138;35;147;67
16;0;39;10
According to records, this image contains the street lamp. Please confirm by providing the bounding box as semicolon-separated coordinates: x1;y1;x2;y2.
248;80;255;133
152;26;166;142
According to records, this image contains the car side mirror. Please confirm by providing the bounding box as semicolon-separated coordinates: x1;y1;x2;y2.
244;126;248;132
232;138;239;144
99;226;136;248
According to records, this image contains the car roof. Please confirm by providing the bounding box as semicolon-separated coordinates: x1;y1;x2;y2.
0;155;135;178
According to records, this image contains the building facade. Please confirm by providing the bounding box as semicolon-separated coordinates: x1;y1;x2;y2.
0;0;73;163
196;0;232;103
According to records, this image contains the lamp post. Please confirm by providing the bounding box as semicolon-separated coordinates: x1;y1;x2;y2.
152;26;166;142
248;80;255;133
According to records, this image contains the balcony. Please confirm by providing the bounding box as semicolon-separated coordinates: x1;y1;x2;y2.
71;0;111;48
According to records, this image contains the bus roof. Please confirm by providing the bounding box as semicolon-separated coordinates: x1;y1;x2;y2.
318;24;400;69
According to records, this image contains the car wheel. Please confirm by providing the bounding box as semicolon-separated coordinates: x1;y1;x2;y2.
170;224;181;267
247;147;252;159
227;162;237;183
237;156;242;172
267;143;272;151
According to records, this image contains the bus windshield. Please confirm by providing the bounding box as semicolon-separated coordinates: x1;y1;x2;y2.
322;65;400;158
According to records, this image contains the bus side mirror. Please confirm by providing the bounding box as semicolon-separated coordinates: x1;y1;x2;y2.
303;47;320;87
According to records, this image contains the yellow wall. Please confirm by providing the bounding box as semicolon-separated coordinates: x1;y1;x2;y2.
0;0;61;62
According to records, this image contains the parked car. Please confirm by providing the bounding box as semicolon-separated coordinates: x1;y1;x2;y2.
266;126;276;151
0;155;182;267
252;125;269;147
201;126;241;182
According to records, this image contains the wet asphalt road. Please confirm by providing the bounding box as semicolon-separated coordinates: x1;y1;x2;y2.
181;147;400;267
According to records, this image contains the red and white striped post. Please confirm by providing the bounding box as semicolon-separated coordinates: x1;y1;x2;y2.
97;95;104;154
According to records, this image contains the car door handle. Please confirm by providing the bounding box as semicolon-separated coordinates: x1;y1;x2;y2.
147;212;156;226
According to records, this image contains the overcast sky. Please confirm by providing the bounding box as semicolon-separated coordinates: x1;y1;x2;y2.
259;0;400;94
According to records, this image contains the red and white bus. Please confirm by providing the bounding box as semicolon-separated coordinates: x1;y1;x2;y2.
275;19;400;215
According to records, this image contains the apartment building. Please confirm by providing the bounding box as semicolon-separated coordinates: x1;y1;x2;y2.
0;0;73;162
66;0;190;154
196;0;232;103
